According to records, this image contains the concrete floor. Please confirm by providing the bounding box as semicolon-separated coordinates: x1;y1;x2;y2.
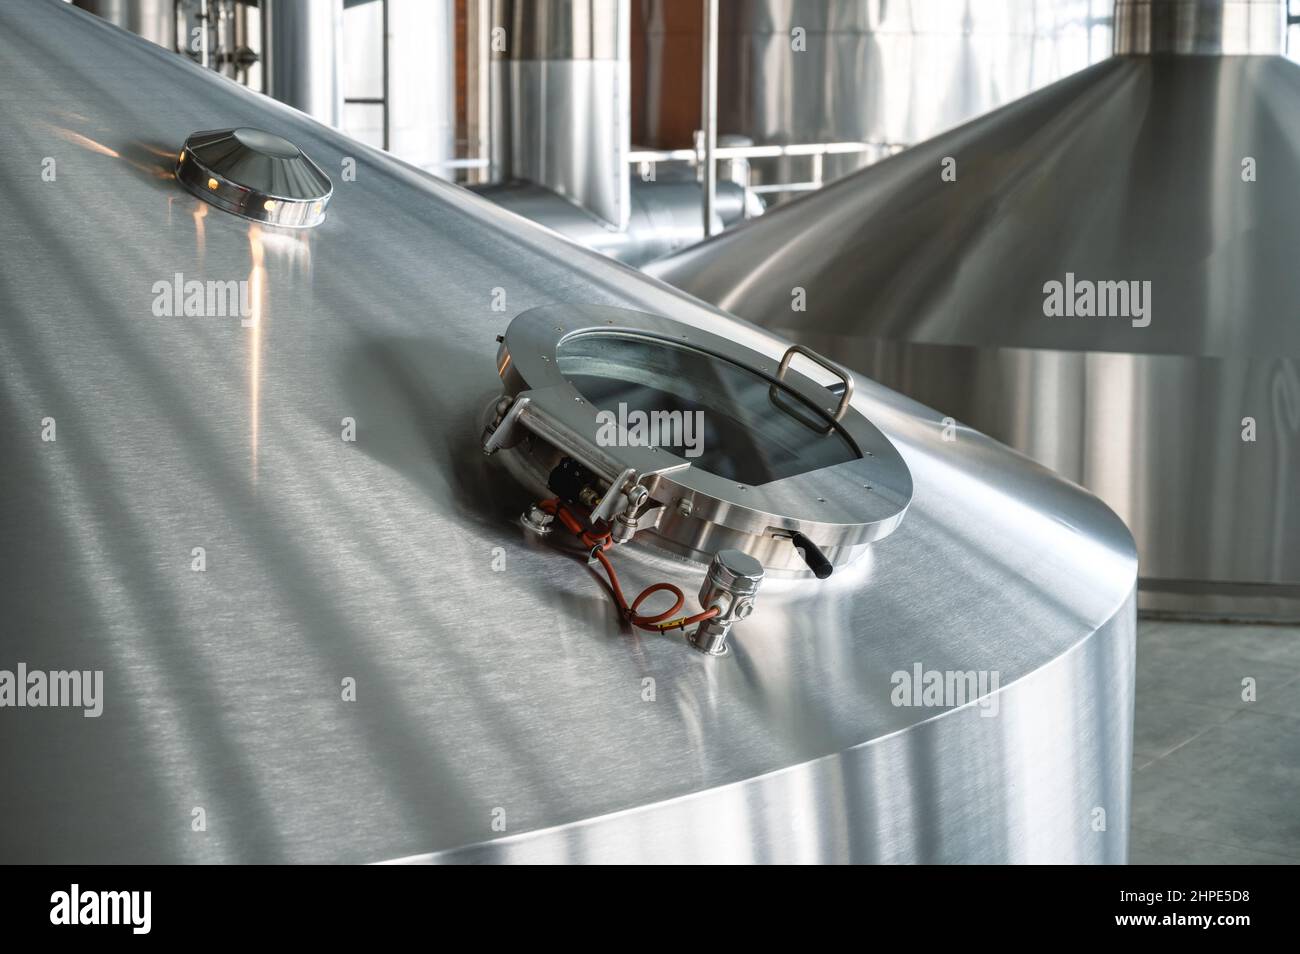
1130;619;1300;864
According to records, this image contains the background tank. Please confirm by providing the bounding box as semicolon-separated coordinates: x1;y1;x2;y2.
650;0;1300;622
470;176;750;265
634;0;1114;202
0;0;1135;863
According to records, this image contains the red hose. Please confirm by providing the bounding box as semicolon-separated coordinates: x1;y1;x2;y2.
539;498;719;633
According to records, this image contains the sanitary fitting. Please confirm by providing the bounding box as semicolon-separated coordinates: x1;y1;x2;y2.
689;549;765;656
520;504;554;536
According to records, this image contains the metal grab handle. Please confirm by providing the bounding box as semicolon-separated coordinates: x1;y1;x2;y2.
775;345;855;422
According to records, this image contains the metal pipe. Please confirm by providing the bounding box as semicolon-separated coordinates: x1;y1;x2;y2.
214;0;230;76
259;0;271;93
628;141;903;164
197;0;210;68
464;0;491;184
381;0;390;151
748;182;823;195
700;0;718;236
233;0;251;84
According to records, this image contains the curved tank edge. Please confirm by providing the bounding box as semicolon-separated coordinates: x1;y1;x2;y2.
383;586;1137;864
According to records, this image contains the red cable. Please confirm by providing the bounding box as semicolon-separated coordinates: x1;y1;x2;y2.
539;498;719;633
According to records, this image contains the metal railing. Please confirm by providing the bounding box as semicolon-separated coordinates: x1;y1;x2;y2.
627;140;909;198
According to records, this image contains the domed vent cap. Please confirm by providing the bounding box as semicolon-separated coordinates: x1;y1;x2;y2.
175;127;332;228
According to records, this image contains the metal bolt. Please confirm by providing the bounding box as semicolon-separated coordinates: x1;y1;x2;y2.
520;505;554;536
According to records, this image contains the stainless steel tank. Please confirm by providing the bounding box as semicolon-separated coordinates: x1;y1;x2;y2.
73;0;176;49
490;0;631;229
0;0;1136;863
651;0;1299;622
636;0;1115;197
263;0;344;126
471;176;750;265
483;0;736;263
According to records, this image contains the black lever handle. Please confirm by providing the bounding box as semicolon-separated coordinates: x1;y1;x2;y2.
790;531;834;580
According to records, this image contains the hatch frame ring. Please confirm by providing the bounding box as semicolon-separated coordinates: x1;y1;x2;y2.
483;304;913;576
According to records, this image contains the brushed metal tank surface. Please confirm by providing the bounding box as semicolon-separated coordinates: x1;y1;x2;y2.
649;46;1300;619
0;0;1135;863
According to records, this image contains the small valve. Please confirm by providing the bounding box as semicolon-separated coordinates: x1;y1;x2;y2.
690;549;765;656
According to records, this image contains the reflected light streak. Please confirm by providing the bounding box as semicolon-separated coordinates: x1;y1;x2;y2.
136;142;176;160
53;127;120;158
192;202;207;259
50;125;175;179
257;229;313;274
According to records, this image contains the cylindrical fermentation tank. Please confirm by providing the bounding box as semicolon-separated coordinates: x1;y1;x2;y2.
0;0;1135;863
651;0;1300;622
635;0;1114;198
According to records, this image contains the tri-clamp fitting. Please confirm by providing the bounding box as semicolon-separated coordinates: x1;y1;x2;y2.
689;549;765;655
